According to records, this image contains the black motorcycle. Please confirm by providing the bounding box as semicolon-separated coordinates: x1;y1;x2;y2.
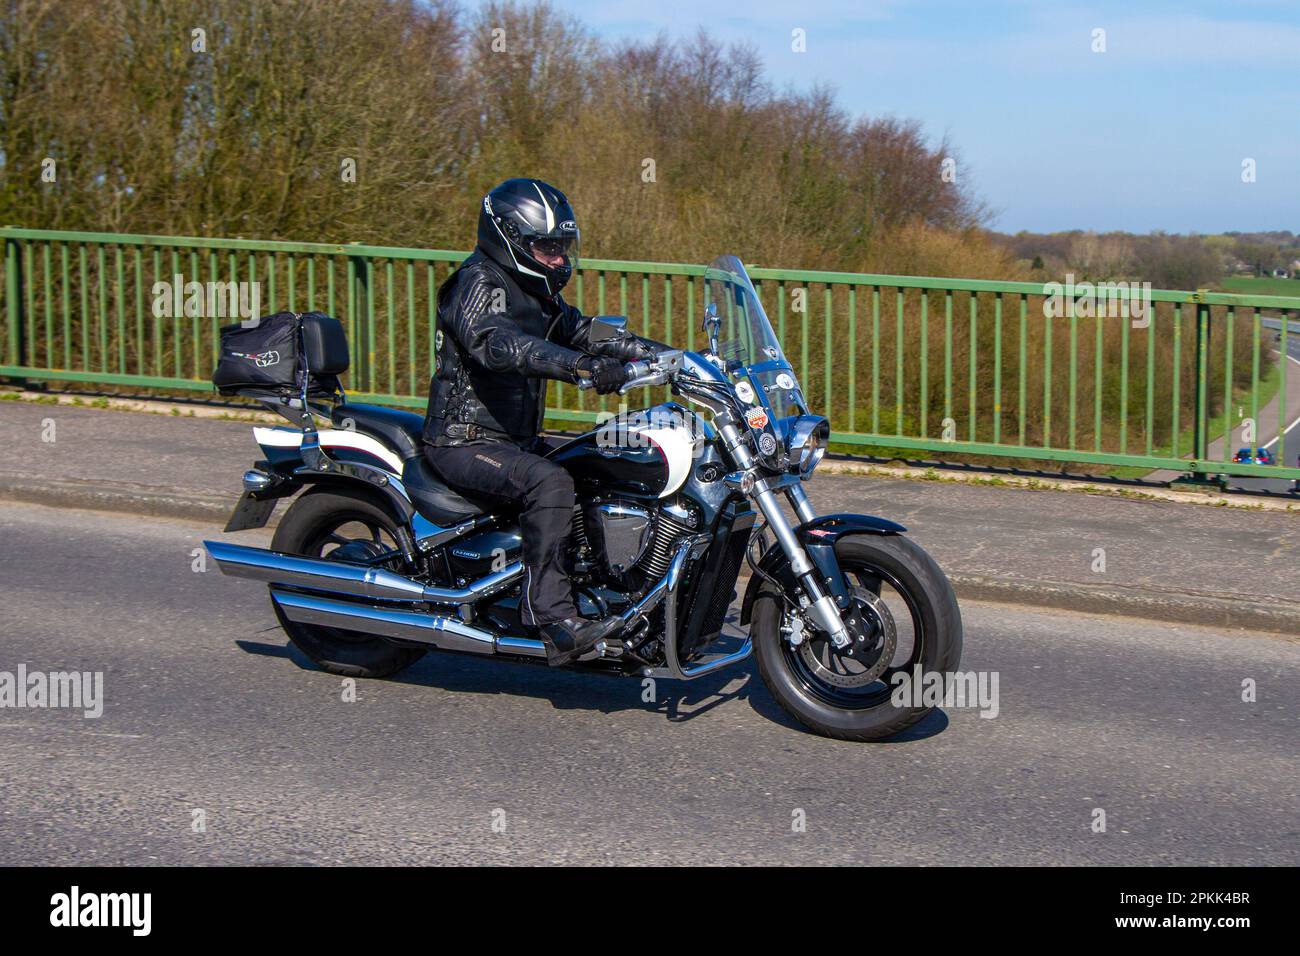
205;255;961;741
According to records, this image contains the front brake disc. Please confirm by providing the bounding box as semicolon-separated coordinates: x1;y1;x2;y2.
797;586;897;687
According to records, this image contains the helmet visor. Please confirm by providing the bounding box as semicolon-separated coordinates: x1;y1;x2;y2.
527;235;579;273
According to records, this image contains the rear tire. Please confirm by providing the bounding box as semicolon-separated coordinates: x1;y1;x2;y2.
271;488;426;678
753;534;962;741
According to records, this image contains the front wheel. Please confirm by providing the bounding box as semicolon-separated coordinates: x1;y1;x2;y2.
752;534;962;741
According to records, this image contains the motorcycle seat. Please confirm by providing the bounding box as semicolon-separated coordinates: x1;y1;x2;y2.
330;403;425;461
401;455;485;526
329;403;485;526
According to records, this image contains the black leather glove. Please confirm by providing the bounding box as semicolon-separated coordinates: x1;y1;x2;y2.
589;328;657;364
577;355;629;395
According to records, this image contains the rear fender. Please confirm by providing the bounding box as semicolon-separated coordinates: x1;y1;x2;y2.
739;512;905;625
254;425;405;475
240;427;418;556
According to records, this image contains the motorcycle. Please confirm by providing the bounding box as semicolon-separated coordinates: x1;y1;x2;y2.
205;255;962;740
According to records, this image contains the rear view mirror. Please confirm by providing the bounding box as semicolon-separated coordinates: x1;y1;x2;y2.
702;303;721;354
587;315;628;343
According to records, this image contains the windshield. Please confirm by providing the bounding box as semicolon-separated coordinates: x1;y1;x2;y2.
702;255;807;421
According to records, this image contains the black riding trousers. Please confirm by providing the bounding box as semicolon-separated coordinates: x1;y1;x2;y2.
424;441;576;627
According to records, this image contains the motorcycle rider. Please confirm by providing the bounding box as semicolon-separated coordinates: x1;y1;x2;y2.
422;178;655;666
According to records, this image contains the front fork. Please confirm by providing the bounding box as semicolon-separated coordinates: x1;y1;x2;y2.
718;420;851;648
787;482;817;525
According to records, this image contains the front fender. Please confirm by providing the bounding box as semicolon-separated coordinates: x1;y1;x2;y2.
799;512;906;539
739;512;905;626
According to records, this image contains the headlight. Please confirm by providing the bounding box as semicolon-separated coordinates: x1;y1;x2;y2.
784;416;830;478
800;430;826;476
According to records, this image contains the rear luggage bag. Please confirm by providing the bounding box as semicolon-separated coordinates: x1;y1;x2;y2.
212;311;349;400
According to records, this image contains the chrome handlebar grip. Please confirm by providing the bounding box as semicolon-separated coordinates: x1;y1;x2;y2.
617;358;665;394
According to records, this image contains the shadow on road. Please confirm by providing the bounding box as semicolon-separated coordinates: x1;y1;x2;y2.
234;635;954;742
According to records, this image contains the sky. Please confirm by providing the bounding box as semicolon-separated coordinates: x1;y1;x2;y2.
505;0;1300;234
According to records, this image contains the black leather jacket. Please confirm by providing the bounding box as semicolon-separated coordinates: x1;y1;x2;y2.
423;249;653;447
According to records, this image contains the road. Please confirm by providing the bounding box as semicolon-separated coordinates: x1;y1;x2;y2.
1147;330;1300;492
0;500;1296;866
1237;322;1300;493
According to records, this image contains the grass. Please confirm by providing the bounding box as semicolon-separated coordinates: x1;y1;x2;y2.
1221;276;1300;298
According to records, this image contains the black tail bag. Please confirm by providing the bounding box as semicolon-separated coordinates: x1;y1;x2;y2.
213;311;349;399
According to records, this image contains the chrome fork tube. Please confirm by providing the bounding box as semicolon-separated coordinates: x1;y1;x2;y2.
754;484;814;577
717;420;849;647
787;483;817;524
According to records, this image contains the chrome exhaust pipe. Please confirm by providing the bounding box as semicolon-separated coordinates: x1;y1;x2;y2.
270;588;547;658
204;540;521;605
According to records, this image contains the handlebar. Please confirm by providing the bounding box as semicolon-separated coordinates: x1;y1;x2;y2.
575;354;677;394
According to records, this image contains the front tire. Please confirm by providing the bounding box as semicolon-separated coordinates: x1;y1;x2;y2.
270;488;426;678
752;534;962;741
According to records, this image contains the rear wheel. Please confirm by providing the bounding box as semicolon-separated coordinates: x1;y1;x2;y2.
270;488;426;678
753;534;962;741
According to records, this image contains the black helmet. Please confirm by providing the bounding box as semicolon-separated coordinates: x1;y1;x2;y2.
477;178;580;297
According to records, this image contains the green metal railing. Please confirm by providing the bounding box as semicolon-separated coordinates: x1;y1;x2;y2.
4;226;1300;481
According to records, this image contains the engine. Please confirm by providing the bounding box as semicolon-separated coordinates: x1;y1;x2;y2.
570;496;700;594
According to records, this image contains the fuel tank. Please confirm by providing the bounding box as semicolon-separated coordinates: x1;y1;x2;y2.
547;403;707;499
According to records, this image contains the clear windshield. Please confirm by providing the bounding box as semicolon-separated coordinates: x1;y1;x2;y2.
702;255;807;421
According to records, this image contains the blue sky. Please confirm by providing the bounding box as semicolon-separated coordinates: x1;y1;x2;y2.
512;0;1299;234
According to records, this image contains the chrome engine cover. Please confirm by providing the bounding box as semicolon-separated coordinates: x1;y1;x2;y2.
585;501;654;576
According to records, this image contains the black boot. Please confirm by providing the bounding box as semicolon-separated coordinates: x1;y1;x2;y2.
540;616;622;667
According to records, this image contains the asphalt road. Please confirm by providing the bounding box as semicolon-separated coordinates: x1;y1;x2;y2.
1146;324;1300;493
1231;325;1300;494
1;501;1296;866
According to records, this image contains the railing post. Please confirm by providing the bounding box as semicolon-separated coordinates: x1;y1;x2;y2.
4;230;26;372
347;242;370;392
1191;296;1211;482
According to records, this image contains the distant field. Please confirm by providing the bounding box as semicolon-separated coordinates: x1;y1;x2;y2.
1220;276;1300;298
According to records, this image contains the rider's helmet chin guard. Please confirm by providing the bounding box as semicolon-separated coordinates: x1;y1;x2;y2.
477;178;580;298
